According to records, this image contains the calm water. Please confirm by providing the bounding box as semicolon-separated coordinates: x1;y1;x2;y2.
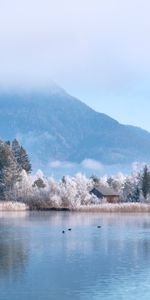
0;212;150;300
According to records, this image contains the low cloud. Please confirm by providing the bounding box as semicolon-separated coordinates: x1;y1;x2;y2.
81;159;103;171
49;159;104;171
35;158;132;178
49;160;76;169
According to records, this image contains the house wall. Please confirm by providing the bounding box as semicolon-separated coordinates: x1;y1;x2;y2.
106;196;120;203
90;188;120;203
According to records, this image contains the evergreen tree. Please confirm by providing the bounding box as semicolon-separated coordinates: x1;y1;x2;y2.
12;139;32;174
61;176;67;184
132;187;140;202
19;146;32;174
141;165;150;199
32;178;46;189
0;141;21;199
107;176;113;187
90;174;100;186
107;176;121;191
122;178;133;202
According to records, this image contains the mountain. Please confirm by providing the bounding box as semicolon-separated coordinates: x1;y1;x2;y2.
0;86;150;171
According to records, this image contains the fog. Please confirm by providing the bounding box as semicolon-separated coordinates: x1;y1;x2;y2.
0;0;150;129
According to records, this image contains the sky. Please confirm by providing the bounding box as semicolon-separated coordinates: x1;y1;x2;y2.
0;0;150;131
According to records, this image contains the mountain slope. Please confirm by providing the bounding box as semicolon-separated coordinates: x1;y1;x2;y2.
0;87;150;169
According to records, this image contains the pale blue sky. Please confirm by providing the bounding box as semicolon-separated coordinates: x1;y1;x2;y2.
67;87;150;132
0;0;150;131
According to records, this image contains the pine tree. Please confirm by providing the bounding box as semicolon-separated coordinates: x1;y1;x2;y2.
19;146;32;174
32;178;46;189
132;187;140;202
141;165;150;199
90;174;99;186
2;156;21;194
12;139;32;174
0;141;21;199
12;139;21;162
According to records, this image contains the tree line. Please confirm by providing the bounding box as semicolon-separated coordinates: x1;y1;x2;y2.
1;138;150;208
106;165;150;202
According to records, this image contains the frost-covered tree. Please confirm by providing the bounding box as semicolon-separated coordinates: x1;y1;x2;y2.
15;170;62;209
122;178;135;202
122;173;142;203
60;176;77;208
107;173;125;192
59;174;95;208
74;173;94;205
48;177;62;207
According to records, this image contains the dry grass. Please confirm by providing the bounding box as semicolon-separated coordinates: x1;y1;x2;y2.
0;201;29;211
75;203;150;213
1;201;150;213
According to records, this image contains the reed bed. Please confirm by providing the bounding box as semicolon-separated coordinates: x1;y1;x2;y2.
0;201;29;211
75;203;150;213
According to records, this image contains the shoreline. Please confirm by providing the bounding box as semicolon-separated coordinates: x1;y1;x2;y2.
0;201;150;213
75;203;150;213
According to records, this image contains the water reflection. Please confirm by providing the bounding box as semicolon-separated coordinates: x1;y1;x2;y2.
0;212;29;280
0;212;150;300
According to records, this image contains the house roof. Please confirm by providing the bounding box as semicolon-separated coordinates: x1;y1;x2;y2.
92;186;120;196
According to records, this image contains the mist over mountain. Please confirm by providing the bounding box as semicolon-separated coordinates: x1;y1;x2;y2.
0;85;150;174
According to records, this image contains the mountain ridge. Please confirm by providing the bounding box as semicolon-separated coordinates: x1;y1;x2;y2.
0;86;150;171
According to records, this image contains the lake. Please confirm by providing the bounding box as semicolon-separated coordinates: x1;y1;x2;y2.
0;211;150;300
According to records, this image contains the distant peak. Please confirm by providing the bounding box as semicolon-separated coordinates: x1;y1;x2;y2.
0;80;67;97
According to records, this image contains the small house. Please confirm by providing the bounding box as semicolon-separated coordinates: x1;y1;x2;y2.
90;186;120;203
